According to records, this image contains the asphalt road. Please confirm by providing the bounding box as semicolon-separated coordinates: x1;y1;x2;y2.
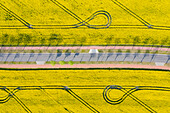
0;53;169;63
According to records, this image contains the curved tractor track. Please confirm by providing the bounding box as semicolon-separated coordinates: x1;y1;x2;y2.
0;85;102;113
103;85;170;113
0;87;31;113
0;85;169;112
0;0;112;29
0;0;169;30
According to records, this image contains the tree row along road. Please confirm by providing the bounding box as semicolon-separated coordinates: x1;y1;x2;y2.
0;53;169;64
0;46;169;51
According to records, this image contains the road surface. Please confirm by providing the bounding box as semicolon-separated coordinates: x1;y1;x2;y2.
0;53;169;63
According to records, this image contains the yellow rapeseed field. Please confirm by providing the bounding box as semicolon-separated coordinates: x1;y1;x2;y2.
0;0;170;46
0;69;169;112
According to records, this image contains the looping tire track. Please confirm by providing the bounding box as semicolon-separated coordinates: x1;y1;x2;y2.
50;0;112;29
0;0;169;30
0;85;170;112
73;10;112;29
103;85;170;113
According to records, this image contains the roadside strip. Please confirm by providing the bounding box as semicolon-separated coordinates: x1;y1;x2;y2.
0;64;169;70
0;46;169;51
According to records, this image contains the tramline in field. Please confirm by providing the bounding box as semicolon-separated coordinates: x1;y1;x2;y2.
0;0;170;46
0;0;169;113
0;0;170;30
1;85;170;113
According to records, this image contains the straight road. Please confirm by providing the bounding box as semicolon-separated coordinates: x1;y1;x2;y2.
0;53;169;64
